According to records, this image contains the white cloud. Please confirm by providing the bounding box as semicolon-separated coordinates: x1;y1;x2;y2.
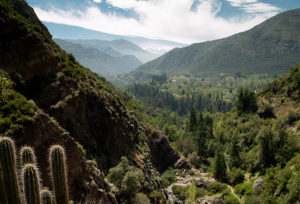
33;0;282;44
226;0;280;14
93;0;102;3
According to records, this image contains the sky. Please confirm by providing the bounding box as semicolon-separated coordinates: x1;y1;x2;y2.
27;0;300;44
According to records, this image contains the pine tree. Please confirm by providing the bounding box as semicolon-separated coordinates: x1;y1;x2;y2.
229;133;241;169
194;112;208;157
256;127;275;169
213;145;227;181
189;108;197;132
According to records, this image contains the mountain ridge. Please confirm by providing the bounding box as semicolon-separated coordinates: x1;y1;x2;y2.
67;38;160;63
135;8;300;76
54;38;142;74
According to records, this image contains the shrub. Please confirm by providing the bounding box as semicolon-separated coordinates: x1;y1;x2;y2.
161;168;177;188
132;193;150;204
185;183;197;203
286;111;300;125
227;168;245;185
121;171;142;197
107;157;143;198
285;172;300;203
106;157;134;189
245;195;263;204
0;90;37;134
187;151;200;166
223;193;240;204
172;185;188;200
234;181;253;196
148;190;163;202
258;104;276;119
206;182;228;194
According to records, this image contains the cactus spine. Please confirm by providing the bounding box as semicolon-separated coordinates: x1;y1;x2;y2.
21;146;36;165
50;145;69;204
22;163;41;204
41;189;52;204
0;137;22;204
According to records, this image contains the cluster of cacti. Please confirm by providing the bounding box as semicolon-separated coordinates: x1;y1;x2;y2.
0;136;69;204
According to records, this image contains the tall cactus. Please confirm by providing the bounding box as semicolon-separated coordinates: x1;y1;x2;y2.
22;163;41;204
0;162;8;204
21;146;36;165
50;145;69;204
41;189;52;204
0;137;22;204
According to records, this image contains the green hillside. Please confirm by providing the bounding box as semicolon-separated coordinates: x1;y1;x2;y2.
136;9;300;75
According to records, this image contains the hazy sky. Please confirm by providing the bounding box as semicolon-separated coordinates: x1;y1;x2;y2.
27;0;300;44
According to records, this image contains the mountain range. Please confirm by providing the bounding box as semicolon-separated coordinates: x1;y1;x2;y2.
67;39;160;63
54;39;143;74
135;8;300;76
44;22;187;54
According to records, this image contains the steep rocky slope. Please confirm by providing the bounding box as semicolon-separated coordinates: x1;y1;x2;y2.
0;0;187;202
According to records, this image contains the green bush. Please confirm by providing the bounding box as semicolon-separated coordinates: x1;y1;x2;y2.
223;193;240;204
285;172;300;203
132;193;150;204
234;181;253;196
185;183;197;203
0;90;37;134
206;182;228;194
258;104;276;119
106;157;134;189
121;171;142;196
106;157;143;198
244;195;263;204
172;185;188;200
148;190;163;202
227;168;245;185
286;111;300;125
161;168;177;188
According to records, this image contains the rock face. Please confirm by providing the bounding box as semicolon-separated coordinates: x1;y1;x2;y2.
252;178;264;193
0;0;187;202
14;110;117;203
0;1;60;82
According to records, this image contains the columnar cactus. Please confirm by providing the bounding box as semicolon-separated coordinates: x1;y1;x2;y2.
0;162;8;204
0;137;22;204
50;145;69;204
41;189;52;204
22;163;41;204
21;146;36;165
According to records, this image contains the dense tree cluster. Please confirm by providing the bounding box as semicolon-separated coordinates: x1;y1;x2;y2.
127;83;232;115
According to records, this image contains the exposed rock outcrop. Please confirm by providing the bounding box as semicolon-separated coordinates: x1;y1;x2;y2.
13;110;117;202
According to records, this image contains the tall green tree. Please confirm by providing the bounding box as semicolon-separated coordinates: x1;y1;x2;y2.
229;133;241;169
213;145;227;181
189;108;197;132
236;87;258;114
256;127;275;169
193;112;208;157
